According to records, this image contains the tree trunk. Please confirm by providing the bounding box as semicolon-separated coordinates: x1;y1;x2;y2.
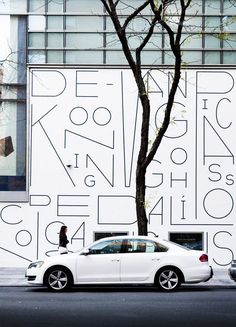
136;164;148;235
134;75;150;236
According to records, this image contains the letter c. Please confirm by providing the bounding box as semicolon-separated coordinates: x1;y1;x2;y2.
0;205;23;225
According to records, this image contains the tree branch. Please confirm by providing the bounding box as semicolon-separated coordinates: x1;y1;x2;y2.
149;0;176;55
101;0;136;71
122;0;151;30
136;3;162;53
175;0;191;46
143;0;191;169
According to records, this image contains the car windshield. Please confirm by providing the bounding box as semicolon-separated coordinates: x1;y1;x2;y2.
89;239;122;254
76;238;123;254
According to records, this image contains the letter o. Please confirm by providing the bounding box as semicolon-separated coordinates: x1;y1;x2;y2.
203;188;233;219
170;148;187;165
93;107;111;126
69;107;88;125
15;230;32;247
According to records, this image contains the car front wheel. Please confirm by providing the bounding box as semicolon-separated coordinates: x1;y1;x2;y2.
155;268;181;292
45;267;72;291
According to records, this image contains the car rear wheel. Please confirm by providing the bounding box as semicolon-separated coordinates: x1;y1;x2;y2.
155;268;181;292
45;267;72;291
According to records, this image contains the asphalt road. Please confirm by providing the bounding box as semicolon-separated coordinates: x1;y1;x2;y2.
0;285;236;327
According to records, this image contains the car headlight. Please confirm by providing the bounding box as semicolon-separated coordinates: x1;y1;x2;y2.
28;261;44;269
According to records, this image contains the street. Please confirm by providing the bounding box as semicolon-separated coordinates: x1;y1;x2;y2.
0;285;236;327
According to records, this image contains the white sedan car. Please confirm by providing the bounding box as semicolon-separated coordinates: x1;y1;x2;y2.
26;236;213;292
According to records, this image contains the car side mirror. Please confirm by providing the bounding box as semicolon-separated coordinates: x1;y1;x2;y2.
81;249;90;256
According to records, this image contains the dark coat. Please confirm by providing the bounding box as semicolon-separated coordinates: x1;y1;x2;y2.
59;234;69;248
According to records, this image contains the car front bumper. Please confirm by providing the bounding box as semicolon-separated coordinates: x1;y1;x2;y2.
25;267;44;285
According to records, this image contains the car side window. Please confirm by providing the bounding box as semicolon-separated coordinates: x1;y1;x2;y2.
123;239;168;253
154;242;168;252
123;239;147;253
89;239;122;254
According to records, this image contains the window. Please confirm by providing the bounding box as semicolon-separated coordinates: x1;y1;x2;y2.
205;51;221;64
182;51;202;65
66;33;103;49
169;233;203;250
89;239;122;255
224;0;236;14
223;51;236;64
124;239;168;253
28;33;45;47
0;102;27;198
94;232;127;241
187;1;203;14
47;0;64;13
66;0;103;13
223;35;236;49
66;16;103;31
205;0;221;14
205;35;221;48
28;0;45;12
141;51;162;65
28;15;46;30
47;33;64;48
106;51;128;64
28;50;46;63
47;50;64;63
26;1;236;65
47;16;64;30
205;17;221;32
0;11;28;201
65;50;103;64
0;77;27;200
181;34;203;49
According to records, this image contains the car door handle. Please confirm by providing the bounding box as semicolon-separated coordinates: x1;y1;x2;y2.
152;258;160;261
112;259;120;262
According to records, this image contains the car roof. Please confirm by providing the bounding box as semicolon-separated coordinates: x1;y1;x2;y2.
95;235;159;242
92;236;189;251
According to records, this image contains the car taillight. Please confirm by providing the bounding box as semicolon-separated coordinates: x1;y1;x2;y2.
199;254;208;262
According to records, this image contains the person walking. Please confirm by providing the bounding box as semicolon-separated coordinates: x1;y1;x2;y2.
58;225;69;254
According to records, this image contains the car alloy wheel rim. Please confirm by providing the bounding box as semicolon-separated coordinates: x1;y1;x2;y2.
48;270;68;290
159;270;178;290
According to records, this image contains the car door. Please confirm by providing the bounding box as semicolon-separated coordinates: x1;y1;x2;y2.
76;239;122;283
120;239;167;282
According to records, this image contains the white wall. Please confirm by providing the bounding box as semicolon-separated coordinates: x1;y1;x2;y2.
0;67;235;267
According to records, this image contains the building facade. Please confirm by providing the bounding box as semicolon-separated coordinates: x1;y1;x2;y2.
0;0;236;267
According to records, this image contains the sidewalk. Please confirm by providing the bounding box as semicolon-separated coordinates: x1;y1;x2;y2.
0;267;235;287
0;268;27;286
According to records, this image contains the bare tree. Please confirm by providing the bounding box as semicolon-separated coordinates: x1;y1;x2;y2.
101;0;192;235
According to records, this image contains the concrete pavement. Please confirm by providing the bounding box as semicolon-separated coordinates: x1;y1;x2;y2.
0;268;27;286
0;267;235;287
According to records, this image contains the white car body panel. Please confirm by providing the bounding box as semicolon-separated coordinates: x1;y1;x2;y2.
120;252;163;282
75;253;121;283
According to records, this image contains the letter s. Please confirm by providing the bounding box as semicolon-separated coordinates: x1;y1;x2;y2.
213;231;234;266
208;164;221;182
